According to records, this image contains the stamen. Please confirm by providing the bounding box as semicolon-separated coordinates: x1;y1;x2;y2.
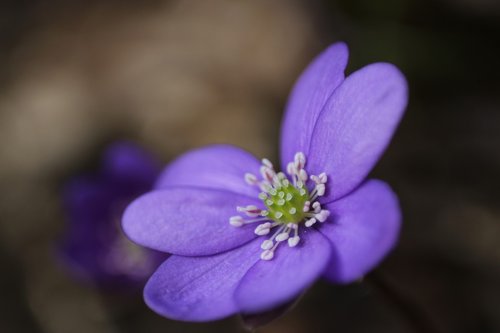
229;216;244;227
316;210;330;223
245;173;259;185
237;205;262;217
231;152;331;260
288;225;300;247
288;236;300;247
260;166;275;183
294;152;306;170
262;158;273;169
276;231;290;242
261;239;274;250
254;222;271;236
305;218;316;227
260;249;275;260
261;241;280;260
298;169;308;182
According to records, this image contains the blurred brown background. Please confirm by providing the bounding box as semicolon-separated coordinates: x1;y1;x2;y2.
0;0;499;332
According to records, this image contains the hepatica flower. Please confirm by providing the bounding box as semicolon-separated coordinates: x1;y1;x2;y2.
123;42;408;320
59;142;166;290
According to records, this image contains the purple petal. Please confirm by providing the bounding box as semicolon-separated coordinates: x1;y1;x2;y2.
307;63;408;201
234;229;331;313
319;180;401;283
122;187;261;256
144;239;261;321
280;42;348;167
155;145;261;197
102;141;160;186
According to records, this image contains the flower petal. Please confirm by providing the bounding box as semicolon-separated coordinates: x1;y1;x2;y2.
280;42;348;166
122;187;260;256
144;239;261;321
308;62;408;201
155;144;261;197
234;229;331;313
319;180;401;283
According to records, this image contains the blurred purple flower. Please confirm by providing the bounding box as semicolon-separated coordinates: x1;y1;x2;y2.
59;142;167;291
123;42;408;320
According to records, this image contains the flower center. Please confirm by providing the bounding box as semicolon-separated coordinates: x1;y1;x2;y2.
229;152;330;261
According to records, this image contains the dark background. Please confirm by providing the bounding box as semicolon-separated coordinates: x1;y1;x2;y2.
0;0;499;332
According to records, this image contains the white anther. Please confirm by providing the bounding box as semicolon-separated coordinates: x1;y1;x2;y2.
285;193;293;201
312;202;321;213
299;169;308;182
305;218;317;227
272;174;281;186
260;166;275;182
266;199;273;206
261;240;274;250
229;216;244;227
294;152;306;169
277;199;285;206
282;179;290;187
315;183;326;196
260;182;272;192
274;212;283;219
299;188;306;196
287;223;298;230
244;173;259;185
237;205;261;217
276;232;290;242
303;201;311;212
278;191;285;198
287;162;297;176
258;192;268;200
288;236;300;247
255;223;271;235
289;207;297;214
316;210;330;223
269;188;277;196
261;250;274;260
296;180;304;188
262;158;273;169
318;172;327;183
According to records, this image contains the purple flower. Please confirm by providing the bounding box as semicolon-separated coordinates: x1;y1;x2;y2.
123;42;408;320
59;142;167;291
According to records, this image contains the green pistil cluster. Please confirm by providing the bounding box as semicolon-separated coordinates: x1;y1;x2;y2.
259;180;309;224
